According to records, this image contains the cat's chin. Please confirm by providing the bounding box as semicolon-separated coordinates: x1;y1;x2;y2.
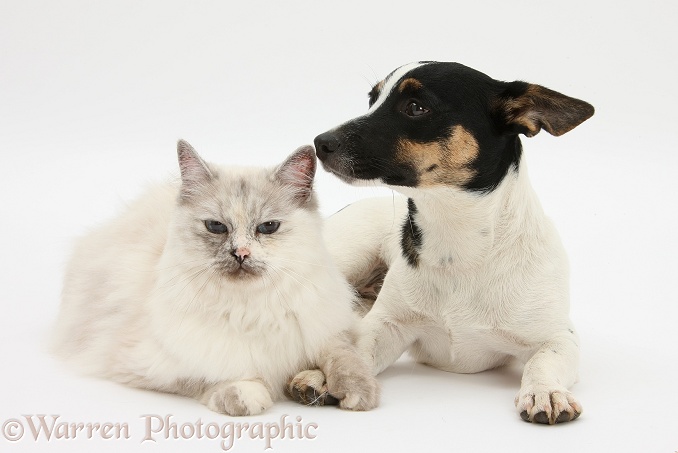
222;267;263;281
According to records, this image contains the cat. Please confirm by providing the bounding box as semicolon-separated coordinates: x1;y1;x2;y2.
51;140;379;415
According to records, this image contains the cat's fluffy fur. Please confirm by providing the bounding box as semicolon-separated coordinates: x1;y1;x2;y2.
52;141;378;415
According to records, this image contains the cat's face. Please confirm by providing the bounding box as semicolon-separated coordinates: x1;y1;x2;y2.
170;141;318;283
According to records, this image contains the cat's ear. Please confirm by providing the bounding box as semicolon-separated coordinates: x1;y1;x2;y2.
177;140;213;199
275;145;316;204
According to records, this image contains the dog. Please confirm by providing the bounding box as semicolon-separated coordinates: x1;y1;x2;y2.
311;61;594;424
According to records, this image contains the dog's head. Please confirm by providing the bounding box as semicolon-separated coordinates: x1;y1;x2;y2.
314;62;594;192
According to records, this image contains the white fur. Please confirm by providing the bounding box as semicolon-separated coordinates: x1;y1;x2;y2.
365;62;428;115
52;150;366;415
326;160;582;424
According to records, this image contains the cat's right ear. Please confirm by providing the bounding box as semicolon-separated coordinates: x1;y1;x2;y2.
177;140;213;200
276;145;316;204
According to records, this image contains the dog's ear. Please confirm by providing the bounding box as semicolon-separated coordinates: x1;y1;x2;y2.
495;81;594;137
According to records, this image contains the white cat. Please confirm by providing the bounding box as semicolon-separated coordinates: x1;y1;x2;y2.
52;140;378;415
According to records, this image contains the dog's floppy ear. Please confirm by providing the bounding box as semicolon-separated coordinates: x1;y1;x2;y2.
495;81;594;137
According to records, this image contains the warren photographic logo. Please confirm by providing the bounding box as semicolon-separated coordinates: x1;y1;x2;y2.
2;414;318;451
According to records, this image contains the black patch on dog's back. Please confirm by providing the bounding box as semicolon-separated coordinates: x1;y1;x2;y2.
401;198;423;267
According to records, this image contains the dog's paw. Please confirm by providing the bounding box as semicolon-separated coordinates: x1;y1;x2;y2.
325;365;380;411
205;381;273;416
286;369;339;406
515;384;582;424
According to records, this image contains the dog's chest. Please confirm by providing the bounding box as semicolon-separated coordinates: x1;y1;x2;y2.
400;265;537;369
429;274;518;333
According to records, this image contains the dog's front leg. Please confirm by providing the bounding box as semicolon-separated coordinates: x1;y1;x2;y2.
357;283;419;375
516;330;582;424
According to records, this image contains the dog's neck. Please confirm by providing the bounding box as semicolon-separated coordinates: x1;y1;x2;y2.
394;160;544;271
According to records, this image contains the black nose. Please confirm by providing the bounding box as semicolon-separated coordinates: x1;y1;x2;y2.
314;132;341;156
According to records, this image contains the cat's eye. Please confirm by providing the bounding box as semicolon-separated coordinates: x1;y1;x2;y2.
404;101;430;117
204;220;228;234
257;221;280;235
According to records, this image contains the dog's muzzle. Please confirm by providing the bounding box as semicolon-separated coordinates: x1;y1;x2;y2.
313;131;355;181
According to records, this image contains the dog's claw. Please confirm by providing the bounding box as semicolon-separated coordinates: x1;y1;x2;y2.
555;411;572;424
533;411;549;424
516;387;582;425
520;407;581;424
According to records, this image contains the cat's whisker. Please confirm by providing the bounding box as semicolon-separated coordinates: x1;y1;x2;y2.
155;264;210;292
273;257;335;269
273;270;301;315
152;259;213;272
188;267;219;310
262;268;294;314
307;390;327;406
279;266;322;291
159;265;213;306
267;264;316;294
178;267;219;329
171;267;223;342
118;256;212;273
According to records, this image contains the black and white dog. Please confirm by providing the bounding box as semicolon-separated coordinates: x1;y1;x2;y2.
313;62;593;424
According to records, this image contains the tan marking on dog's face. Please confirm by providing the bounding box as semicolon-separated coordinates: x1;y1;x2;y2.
398;78;423;92
396;125;479;187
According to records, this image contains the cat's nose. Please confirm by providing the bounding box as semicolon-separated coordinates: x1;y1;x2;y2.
231;247;250;265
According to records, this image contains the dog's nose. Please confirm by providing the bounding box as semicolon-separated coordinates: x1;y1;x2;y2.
314;132;341;156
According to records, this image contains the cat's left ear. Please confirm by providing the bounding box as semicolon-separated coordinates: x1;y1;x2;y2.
276;145;316;204
177;140;213;199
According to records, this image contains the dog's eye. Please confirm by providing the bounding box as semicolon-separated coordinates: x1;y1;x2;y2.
404;101;430;117
257;221;280;235
205;220;228;234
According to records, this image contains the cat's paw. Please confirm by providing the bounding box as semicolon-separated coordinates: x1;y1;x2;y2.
204;381;273;416
325;365;380;411
286;369;339;406
515;384;582;424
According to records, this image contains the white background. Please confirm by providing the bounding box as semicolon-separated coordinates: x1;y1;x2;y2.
1;0;677;452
